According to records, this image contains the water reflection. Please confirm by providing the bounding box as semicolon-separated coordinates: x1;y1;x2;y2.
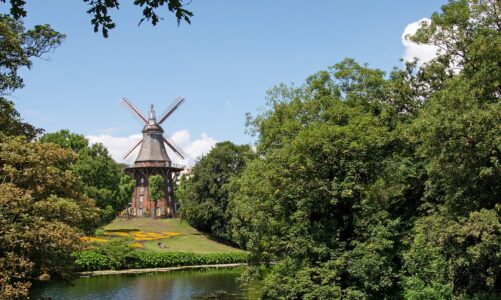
31;268;260;300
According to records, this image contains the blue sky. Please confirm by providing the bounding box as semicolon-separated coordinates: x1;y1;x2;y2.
6;0;446;164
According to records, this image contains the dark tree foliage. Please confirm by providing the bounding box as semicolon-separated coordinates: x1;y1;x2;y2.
0;12;101;300
1;0;193;38
0;14;65;95
0;98;42;140
179;141;254;243
0;14;63;140
0;135;100;299
39;129;88;152
229;1;501;298
41;130;135;223
149;174;165;219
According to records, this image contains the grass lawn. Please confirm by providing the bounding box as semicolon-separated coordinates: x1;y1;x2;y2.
102;218;244;254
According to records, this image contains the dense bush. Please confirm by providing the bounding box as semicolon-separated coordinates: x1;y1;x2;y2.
74;250;249;271
73;251;113;271
178;142;254;243
228;1;501;298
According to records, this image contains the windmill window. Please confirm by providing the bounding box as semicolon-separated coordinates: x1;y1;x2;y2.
140;195;144;202
141;186;145;193
141;178;144;184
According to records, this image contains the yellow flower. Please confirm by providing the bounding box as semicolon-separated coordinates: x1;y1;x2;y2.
103;232;130;237
162;231;181;237
80;237;108;243
129;243;144;249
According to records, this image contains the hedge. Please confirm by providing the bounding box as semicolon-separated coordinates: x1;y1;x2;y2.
74;250;249;271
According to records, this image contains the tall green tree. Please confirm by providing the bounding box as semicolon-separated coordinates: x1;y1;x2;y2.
0;98;42;140
180;141;254;243
39;129;88;153
231;61;418;298
229;1;501;298
41;130;132;222
0;135;100;299
0;14;65;95
0;14;63;140
149;174;165;219
399;0;501;297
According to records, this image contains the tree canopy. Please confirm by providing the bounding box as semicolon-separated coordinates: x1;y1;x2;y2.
149;174;165;218
1;0;193;38
179;141;254;243
0;135;101;299
0;14;64;95
0;14;63;140
224;1;501;298
41;130;135;223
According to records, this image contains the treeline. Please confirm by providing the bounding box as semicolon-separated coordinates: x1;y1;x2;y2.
178;1;501;298
0;15;134;298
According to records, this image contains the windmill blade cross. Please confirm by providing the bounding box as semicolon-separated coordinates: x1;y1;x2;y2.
163;136;186;160
121;98;148;124
123;138;143;160
158;97;185;124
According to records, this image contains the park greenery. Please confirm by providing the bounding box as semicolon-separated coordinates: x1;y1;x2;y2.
74;247;248;271
176;0;501;298
178;141;254;243
149;174;166;218
0;0;500;299
41;130;136;223
1;0;193;37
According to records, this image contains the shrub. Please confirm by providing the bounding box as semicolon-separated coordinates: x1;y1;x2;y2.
74;250;249;271
73;251;113;271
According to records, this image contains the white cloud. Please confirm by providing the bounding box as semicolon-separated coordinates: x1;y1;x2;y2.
402;18;439;65
169;130;217;165
86;130;216;167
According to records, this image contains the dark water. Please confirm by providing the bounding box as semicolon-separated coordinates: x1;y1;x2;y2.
31;268;261;300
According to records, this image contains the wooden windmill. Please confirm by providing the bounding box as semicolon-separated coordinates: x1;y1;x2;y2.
121;97;186;218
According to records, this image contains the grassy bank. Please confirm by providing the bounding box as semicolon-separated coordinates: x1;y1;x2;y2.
102;218;243;253
75;218;247;272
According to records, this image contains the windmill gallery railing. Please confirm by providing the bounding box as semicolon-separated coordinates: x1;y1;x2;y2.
128;161;185;170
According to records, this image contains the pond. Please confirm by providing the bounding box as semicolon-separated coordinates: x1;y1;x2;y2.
31;268;261;300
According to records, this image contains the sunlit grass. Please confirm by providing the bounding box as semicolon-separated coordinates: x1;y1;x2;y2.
101;218;244;254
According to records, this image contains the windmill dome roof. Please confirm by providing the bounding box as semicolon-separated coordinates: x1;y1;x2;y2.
135;132;171;163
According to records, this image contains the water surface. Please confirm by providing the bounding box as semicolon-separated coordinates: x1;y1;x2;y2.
31;268;260;300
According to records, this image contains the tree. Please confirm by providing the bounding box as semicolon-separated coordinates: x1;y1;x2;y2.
231;63;415;298
0;98;42;140
0;135;100;299
148;174;165;219
0;14;63;140
398;1;501;297
179;141;254;243
41;130;130;223
117;174;136;214
39;129;88;153
229;1;501;298
1;0;193;38
0;14;65;95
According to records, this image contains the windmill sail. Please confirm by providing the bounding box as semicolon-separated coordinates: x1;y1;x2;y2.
121;96;187;219
123;138;143;160
163;136;186;160
158;97;185;124
121;98;148;124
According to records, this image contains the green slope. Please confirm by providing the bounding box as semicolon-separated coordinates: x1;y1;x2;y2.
102;218;244;254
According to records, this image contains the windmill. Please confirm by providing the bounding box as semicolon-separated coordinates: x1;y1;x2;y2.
121;97;186;218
